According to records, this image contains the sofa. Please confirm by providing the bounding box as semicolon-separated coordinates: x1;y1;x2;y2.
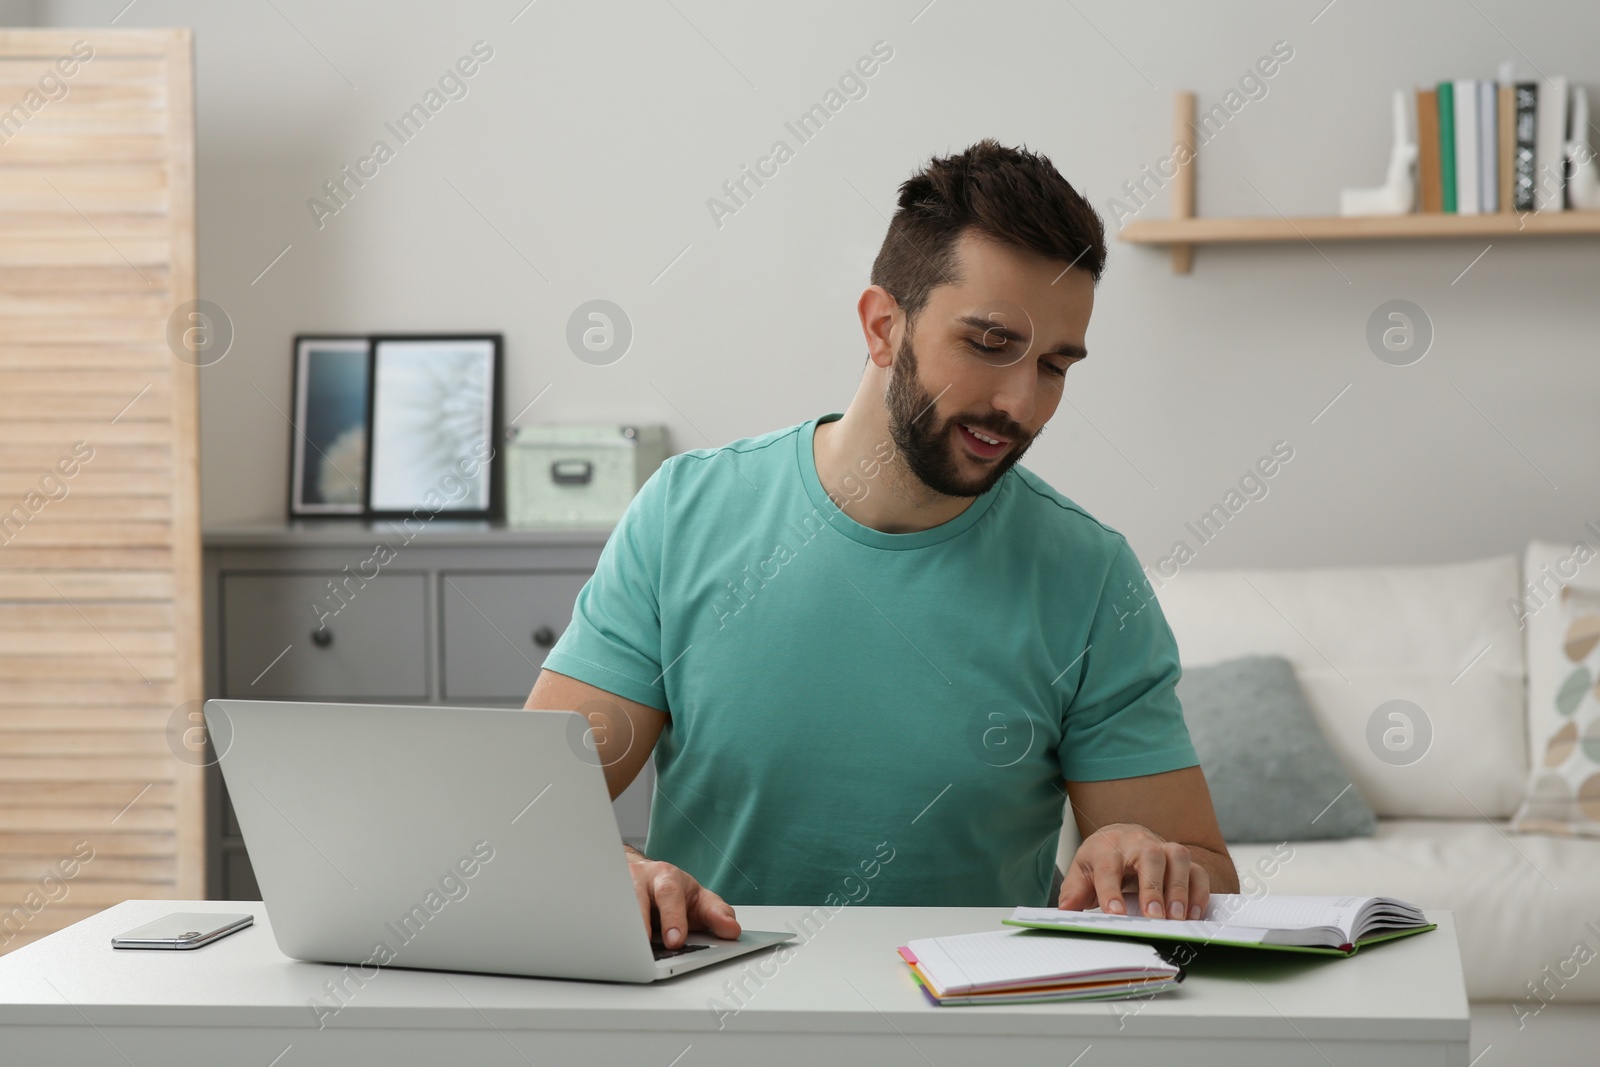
1053;543;1600;1058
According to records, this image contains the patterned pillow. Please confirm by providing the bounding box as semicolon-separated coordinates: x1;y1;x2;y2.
1511;584;1600;834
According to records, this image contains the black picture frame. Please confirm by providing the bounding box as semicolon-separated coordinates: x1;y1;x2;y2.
288;335;372;519
362;334;502;522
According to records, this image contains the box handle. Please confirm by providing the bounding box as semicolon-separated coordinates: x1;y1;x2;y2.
551;459;593;486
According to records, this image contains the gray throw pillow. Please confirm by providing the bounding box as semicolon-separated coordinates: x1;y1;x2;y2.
1177;655;1377;842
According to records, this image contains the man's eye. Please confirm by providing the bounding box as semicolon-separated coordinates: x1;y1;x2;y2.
1043;362;1069;377
966;338;1006;355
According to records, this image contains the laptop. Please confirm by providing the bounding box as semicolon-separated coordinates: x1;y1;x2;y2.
205;699;795;982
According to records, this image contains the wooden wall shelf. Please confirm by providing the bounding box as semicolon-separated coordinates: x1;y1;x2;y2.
1121;91;1600;272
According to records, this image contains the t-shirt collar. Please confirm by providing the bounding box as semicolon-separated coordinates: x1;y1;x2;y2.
795;412;1005;550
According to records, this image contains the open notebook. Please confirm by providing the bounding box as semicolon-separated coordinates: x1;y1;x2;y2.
1005;893;1436;956
897;928;1182;1006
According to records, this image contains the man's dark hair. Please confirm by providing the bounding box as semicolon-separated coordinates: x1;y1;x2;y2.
870;138;1106;332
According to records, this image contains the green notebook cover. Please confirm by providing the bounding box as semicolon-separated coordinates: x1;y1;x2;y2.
999;918;1438;957
1437;80;1457;213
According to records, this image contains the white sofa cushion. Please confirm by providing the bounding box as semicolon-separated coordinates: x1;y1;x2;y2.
1154;555;1526;818
1229;820;1600;1002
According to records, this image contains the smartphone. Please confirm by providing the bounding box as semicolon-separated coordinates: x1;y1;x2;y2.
111;912;254;950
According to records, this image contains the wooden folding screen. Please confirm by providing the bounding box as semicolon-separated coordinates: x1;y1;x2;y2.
0;29;201;952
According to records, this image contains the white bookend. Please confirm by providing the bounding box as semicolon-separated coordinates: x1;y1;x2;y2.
1568;84;1600;210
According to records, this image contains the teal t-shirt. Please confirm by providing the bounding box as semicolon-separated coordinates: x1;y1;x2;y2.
540;413;1199;908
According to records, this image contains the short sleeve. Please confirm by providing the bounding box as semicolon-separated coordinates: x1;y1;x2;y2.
1057;538;1200;781
538;461;671;711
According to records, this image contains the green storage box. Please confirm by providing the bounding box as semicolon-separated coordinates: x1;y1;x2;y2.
505;424;669;527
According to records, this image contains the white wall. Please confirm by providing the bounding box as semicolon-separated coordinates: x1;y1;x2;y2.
43;0;1600;570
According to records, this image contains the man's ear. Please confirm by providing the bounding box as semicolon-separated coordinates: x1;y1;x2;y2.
857;285;901;369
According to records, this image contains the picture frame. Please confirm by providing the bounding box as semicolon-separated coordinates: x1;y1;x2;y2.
363;334;502;521
288;335;372;518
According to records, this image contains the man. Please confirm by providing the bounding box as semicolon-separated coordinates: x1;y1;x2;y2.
526;139;1236;950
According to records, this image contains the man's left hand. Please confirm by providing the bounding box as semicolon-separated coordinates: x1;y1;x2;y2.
1057;822;1209;921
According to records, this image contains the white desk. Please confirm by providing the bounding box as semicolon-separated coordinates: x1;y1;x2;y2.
0;899;1469;1066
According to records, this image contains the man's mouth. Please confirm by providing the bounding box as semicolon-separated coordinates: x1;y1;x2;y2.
956;421;1010;459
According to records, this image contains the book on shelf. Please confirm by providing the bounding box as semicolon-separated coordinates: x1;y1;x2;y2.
1454;79;1480;215
1412;74;1583;216
1478;79;1498;212
1497;82;1515;211
1513;81;1538;212
1004;893;1437;957
1535;74;1569;212
1436;81;1458;213
1416;87;1442;213
895;927;1183;1007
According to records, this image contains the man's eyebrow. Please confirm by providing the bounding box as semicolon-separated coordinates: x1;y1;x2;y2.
956;314;1087;360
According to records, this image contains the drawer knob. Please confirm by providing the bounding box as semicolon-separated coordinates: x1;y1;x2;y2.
532;626;556;648
311;629;334;648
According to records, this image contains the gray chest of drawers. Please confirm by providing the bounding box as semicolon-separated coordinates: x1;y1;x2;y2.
201;522;654;899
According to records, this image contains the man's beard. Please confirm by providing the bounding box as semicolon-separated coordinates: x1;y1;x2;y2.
883;332;1036;499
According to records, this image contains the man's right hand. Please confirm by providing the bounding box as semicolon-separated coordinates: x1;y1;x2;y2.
524;673;732;947
626;847;741;948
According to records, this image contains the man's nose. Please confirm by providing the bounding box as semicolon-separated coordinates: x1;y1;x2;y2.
987;363;1036;432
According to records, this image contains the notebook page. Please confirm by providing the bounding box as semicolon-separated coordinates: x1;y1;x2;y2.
906;929;1175;994
1010;907;1274;945
1031;893;1365;933
1207;894;1372;936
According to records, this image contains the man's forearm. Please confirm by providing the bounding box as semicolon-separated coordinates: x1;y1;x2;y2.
623;842;647;862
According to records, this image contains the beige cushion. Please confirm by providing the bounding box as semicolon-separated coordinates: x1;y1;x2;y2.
1230;820;1600;1001
1155;555;1526;818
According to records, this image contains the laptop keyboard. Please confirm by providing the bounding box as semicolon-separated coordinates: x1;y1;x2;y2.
651;941;712;961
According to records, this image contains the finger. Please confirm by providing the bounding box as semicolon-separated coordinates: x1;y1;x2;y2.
1090;850;1127;914
632;864;654;939
1058;855;1095;910
651;868;688;948
1163;845;1192;920
1188;862;1211;921
1137;846;1167;919
692;886;742;939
